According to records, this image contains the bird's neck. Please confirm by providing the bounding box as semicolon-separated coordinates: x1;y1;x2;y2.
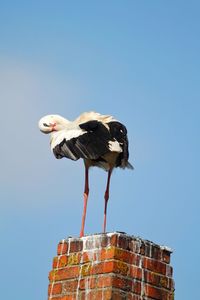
56;119;72;131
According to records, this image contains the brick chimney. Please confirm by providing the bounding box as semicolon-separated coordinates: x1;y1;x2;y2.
48;232;174;300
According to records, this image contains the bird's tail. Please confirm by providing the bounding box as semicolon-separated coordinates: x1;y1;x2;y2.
126;161;134;170
120;159;134;170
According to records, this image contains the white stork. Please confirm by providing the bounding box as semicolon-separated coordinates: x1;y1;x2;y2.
38;111;133;237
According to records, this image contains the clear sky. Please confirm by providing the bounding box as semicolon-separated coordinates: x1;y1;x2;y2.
0;1;199;299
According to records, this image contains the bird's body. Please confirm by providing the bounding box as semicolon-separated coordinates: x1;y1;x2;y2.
39;111;133;236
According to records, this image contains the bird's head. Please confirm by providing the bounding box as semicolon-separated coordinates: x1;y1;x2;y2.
38;114;70;134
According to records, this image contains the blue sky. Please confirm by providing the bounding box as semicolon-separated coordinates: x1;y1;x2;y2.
0;1;199;299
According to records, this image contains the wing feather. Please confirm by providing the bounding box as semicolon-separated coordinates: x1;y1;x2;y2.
52;119;124;162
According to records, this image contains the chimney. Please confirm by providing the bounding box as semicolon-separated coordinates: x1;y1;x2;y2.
48;232;174;300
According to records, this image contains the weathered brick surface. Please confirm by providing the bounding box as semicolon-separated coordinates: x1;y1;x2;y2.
48;232;175;299
48;283;62;296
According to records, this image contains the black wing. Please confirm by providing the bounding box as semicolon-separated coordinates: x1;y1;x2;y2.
53;120;112;160
76;120;112;159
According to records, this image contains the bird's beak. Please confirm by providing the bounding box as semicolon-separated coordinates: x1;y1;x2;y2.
40;129;50;134
50;123;57;131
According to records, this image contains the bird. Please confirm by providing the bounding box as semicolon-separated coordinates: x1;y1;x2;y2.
38;111;133;237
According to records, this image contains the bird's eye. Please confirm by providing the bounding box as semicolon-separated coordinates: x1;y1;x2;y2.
43;123;49;127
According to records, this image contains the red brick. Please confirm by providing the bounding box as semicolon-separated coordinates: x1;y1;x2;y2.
91;261;114;275
151;246;162;261
57;242;68;255
110;234;118;246
143;257;166;275
58;255;68;268
139;241;146;255
80;289;112;300
132;281;141;294
85;290;103;300
144;244;151;257
54;254;81;269
127;295;141;300
166;265;173;277
84;237;105;250
114;248;139;265
144;270;173;290
68;240;83;253
118;235;131;250
129;253;141;266
101;235;110;248
82;247;140;266
112;277;132;292
49;233;174;300
97;275;113;288
53;256;59;269
82;250;99;262
111;290;126;300
99;247;115;261
129;240;141;254
162;250;171;264
103;289;113;300
113;260;130;276
168;292;175;300
82;251;90;263
80;263;92;276
67;253;81;265
49;265;80;282
84;260;130;277
79;277;97;289
97;275;141;295
138;241;155;257
169;278;175;291
53;253;81;269
48;283;62;295
144;284;169;300
62;280;78;292
130;266;142;280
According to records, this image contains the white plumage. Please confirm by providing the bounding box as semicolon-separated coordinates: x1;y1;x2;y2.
38;111;133;237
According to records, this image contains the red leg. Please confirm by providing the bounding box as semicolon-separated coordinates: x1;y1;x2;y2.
103;169;112;233
80;166;89;237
